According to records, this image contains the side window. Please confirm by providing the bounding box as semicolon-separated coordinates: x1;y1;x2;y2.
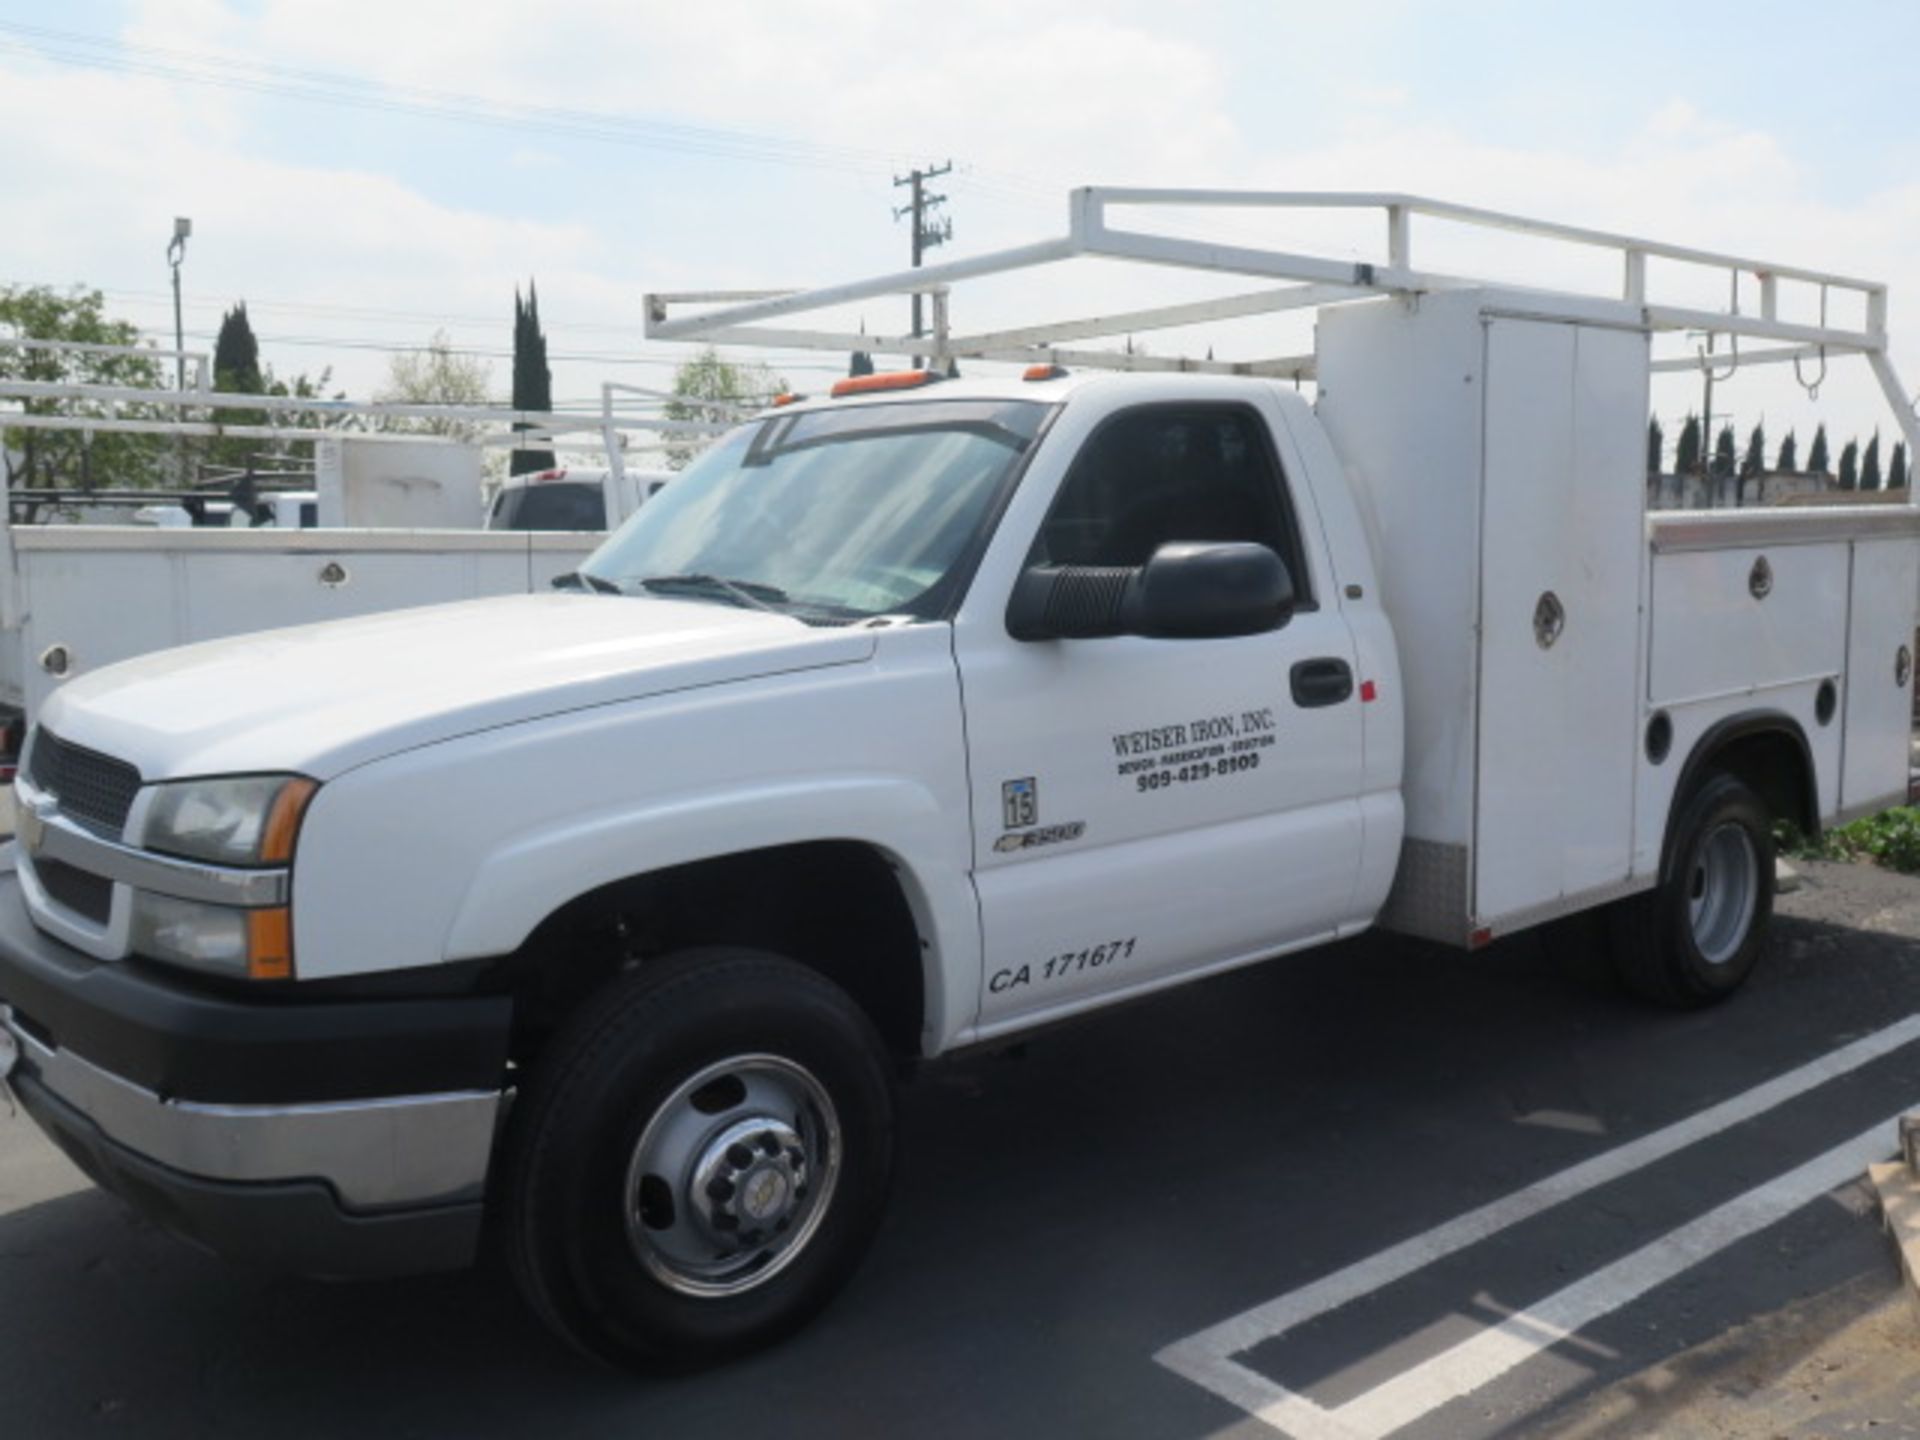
1030;406;1306;595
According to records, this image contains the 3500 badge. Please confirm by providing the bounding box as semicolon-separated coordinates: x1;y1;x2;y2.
993;822;1086;853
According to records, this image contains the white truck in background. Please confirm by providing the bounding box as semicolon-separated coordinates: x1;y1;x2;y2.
1;191;1916;1373
0;523;599;728
485;465;675;532
0;434;603;751
0;385;721;752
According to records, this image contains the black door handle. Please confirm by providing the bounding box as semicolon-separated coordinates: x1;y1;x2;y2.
1290;657;1353;708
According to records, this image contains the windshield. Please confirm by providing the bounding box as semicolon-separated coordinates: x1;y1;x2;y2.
581;398;1050;622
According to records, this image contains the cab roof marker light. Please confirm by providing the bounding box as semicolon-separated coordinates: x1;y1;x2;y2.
770;393;805;407
1022;364;1068;381
829;369;943;399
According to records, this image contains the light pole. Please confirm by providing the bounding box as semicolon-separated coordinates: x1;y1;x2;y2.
166;217;191;393
167;217;192;488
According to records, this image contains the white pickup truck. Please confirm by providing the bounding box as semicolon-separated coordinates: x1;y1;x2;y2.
3;195;1919;1371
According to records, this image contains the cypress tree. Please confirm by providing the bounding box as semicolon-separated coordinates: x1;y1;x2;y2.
1646;416;1663;474
1808;424;1830;475
1675;413;1703;475
212;302;262;392
1741;423;1765;478
1892;441;1909;491
1712;425;1737;478
208;301;267;475
511;282;555;475
1862;431;1883;490
1776;431;1798;473
1838;439;1859;489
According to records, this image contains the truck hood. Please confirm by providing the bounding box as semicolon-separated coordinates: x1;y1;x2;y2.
38;592;876;781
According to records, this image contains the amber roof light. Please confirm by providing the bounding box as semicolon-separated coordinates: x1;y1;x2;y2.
830;369;943;399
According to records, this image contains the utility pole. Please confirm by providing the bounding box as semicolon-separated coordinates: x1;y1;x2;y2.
893;162;952;368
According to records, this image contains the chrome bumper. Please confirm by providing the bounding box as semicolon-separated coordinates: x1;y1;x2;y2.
1;1002;502;1211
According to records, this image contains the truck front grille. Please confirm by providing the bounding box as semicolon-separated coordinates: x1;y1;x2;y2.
27;731;142;839
34;857;113;925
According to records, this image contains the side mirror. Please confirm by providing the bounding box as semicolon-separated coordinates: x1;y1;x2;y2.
1007;541;1295;642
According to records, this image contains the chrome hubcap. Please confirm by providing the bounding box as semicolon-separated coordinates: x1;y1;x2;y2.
690;1115;810;1236
1688;822;1758;965
624;1054;840;1297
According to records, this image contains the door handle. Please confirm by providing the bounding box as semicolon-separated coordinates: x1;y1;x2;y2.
1290;657;1354;708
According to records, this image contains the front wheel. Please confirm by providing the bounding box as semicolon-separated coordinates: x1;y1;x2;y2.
1608;772;1775;1007
501;949;896;1370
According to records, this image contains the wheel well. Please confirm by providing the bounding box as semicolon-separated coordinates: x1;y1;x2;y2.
1675;714;1818;843
492;842;927;1066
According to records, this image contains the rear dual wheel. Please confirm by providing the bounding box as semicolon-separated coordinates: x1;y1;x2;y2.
1609;772;1774;1007
502;949;895;1370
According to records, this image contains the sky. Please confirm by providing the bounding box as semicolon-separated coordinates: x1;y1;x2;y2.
2;0;1919;465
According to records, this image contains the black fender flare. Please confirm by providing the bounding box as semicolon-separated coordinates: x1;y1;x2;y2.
1663;708;1817;875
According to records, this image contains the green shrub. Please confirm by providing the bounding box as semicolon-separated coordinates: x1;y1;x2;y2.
1785;807;1920;873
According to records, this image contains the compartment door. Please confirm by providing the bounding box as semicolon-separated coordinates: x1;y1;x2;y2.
1841;538;1920;813
1474;319;1646;924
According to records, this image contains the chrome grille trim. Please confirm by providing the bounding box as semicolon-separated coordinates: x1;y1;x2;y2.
19;795;288;908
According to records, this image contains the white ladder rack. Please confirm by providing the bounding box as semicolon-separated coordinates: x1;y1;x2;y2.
644;186;1920;467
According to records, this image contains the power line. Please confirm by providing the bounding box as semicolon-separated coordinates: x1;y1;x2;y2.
0;20;923;178
141;326;851;375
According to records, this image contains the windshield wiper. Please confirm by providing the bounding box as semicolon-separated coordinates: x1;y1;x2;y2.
635;573;790;613
550;570;623;594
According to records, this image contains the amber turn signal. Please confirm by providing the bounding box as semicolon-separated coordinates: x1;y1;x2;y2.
247;907;294;981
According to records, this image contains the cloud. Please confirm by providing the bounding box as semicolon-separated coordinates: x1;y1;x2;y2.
5;2;1917;455
0;43;631;396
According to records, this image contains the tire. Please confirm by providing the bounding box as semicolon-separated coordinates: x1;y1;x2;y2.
1608;772;1775;1007
501;948;896;1371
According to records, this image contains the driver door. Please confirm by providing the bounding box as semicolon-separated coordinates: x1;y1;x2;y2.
955;401;1366;1032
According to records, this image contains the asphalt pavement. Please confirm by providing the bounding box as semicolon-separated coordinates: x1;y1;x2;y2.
4;860;1920;1438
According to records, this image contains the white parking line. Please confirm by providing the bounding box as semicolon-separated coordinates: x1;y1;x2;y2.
1156;1015;1920;1440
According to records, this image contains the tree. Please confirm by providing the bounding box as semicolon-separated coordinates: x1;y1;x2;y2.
1776;430;1798;473
1838;438;1859;490
1808;424;1830;475
1741;423;1765;478
1892;441;1909;492
376;330;492;443
1675;413;1702;476
1862;431;1883;490
511;282;555;475
204;302;270;472
848;350;874;378
0;284;171;488
1646;417;1663;474
212;302;262;393
1711;424;1736;479
663;347;783;470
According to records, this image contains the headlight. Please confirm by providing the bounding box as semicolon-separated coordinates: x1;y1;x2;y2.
133;774;313;980
143;775;317;867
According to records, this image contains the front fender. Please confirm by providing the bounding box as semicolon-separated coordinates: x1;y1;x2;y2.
441;775;977;1049
289;631;981;1051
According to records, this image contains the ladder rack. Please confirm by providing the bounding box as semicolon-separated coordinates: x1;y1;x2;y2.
645;186;1920;465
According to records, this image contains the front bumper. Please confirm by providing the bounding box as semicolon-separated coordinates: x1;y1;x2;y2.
0;865;514;1279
